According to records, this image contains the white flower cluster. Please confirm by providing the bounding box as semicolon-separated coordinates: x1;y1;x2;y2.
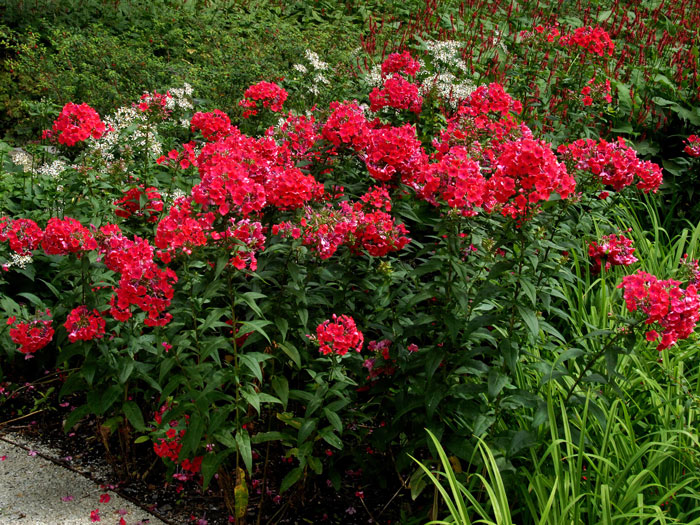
36;159;68;179
426;72;477;109
292;50;331;96
165;83;194;112
6;253;33;269
425;40;469;73
9;149;34;173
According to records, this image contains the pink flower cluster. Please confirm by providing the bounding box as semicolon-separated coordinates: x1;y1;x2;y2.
42;103;106;146
619;270;700;350
314;314;364;356
558;137;663;193
114;186;164;224
588;233;637;272
239;81;288;118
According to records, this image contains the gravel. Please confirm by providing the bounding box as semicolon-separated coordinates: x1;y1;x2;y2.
0;433;166;525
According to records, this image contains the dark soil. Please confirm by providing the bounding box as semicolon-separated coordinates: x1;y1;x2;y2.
0;375;428;525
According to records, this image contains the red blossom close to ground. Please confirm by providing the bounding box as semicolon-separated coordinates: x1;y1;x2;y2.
8;311;54;355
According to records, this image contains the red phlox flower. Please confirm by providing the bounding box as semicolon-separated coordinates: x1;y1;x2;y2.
43;103;106;146
369;74;423;114
3;219;44;255
684;135;700;157
363;124;427;182
191;110;233;141
314;314;364;356
322;101;373;151
381;51;421;77
618;270;700;350
64;306;106;343
155;196;214;258
239;81;288;118
561;26;614;57
114;187;164;223
587;233;637;272
42;216;97;255
136;90;172;120
9;312;54;355
264;166;324;210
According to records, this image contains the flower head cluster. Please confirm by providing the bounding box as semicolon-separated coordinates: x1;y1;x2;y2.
588;233;637;272
64;306;106;343
191;110;233;141
322;101;373;151
239;81;288;118
153;415;203;478
369;74;423;114
362;124;427;182
43;103;106;146
684;135;700;157
618;270;700;350
562;26;614;57
210;218;266;271
381;51;421;77
42;217;98;255
487;137;576;218
558;137;663;193
114;187;164;224
8;311;54;355
314;314;364;356
679;254;700;286
136;90;172;120
0;218;44;256
155;197;214;261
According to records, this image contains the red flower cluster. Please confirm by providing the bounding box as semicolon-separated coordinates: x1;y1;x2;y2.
562;26;614;57
96;226;177;327
363;124;427;182
211;218;266;271
0;218;44;255
487;137;576;218
264;166;325;210
114;187;164;223
314;314;364;356
43;103;106;146
619;270;700;350
274;188;410;259
153;414;203;477
191;110;233;141
381;51;420;77
42;217;98;255
156;142;197;170
155;197;214;261
410;146;487;215
322;101;372;151
63;306;106;343
580;77;613;106
685;135;700;157
136;90;172;120
239;81;288;118
680;254;700;286
369;74;423;114
558;137;663;193
8;311;54;355
588;233;637;272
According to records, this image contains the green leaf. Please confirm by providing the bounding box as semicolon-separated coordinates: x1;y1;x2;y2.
238;320;271;343
118;360;135;384
239;291;266;318
236;429;253;473
123;401;145;431
298;418;317;444
278;341;301;369
487;369;509;399
134;435;150;444
517;305;539;337
63;405;90;432
272;376;289;409
180;413;204;461
323;408;342;433
239;354;263;382
275;317;289;341
280;466;303;493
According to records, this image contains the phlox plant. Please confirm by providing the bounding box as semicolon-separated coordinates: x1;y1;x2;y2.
0;48;694;523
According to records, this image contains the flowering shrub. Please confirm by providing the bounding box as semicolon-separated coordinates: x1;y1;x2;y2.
0;48;693;521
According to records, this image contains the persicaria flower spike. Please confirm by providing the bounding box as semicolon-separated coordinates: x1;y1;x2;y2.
314;314;364;356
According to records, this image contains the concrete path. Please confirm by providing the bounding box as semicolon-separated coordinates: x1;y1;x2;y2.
0;434;167;525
